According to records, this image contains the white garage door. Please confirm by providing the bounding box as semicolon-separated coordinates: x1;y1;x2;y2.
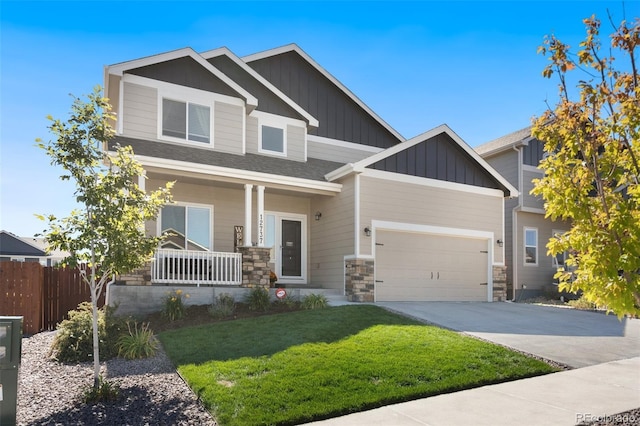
376;231;489;302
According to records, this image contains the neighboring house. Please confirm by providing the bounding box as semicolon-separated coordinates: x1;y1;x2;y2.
0;230;69;266
105;43;517;303
475;127;571;300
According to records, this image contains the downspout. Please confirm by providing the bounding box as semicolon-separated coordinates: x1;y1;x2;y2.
511;145;524;301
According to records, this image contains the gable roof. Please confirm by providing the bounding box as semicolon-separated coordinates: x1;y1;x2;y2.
107;47;259;112
0;230;46;256
475;126;533;157
200;47;319;128
326;124;518;197
243;43;404;148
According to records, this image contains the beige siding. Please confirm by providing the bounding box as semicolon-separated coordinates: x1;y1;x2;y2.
107;75;121;132
515;211;571;293
523;168;545;210
146;178;310;254
308;139;377;163
122;82;157;140
309;177;355;290
484;150;519;188
246;116;259;153
214;102;243;155
286;124;306;162
359;174;504;264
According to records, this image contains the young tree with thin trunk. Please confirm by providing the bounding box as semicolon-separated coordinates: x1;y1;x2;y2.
36;86;173;389
532;15;639;317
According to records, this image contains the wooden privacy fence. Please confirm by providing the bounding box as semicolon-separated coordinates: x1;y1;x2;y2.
0;262;105;335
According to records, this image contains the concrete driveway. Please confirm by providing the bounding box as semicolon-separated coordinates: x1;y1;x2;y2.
377;301;640;368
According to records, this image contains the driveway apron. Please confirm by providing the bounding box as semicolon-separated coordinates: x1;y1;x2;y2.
377;301;640;368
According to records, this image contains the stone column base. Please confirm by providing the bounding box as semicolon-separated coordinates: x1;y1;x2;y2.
492;265;507;302
118;262;152;285
238;246;271;288
345;258;374;302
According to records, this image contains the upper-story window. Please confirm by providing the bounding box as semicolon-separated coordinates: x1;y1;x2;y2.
261;125;285;153
254;111;288;157
162;98;211;143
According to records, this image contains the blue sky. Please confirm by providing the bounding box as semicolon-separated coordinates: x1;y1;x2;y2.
1;0;634;237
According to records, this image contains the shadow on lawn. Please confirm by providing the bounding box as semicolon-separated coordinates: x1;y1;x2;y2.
158;305;421;364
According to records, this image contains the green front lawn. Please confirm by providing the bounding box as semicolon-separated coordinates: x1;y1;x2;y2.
159;305;557;425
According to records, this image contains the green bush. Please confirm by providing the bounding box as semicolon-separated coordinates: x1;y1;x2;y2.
82;375;120;404
162;289;189;321
209;293;236;319
301;293;328;310
245;287;271;312
117;321;159;359
568;295;599;310
51;302;126;363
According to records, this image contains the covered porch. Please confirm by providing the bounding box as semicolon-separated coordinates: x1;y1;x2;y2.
125;154;342;288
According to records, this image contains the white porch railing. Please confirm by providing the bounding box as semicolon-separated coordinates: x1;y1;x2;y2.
152;248;242;286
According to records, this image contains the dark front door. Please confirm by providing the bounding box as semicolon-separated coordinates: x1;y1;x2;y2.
281;219;302;277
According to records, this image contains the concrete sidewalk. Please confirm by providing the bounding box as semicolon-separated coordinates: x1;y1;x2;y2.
309;357;640;426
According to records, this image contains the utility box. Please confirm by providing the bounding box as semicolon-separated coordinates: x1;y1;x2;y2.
0;316;22;426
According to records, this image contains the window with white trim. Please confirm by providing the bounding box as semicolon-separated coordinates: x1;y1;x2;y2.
161;98;211;143
552;230;569;268
524;227;538;265
160;204;212;251
261;125;284;153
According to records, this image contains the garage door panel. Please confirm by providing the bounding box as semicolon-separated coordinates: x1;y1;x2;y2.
376;231;488;302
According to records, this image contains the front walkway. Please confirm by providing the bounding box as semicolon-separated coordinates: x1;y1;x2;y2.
309;357;640;426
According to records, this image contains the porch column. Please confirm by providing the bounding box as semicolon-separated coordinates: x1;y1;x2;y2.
244;184;253;246
257;185;265;247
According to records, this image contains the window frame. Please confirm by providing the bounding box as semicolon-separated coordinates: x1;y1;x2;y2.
158;202;214;251
524;227;538;266
255;111;289;157
551;229;568;268
160;96;212;145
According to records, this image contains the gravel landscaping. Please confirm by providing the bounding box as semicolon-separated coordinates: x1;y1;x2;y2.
16;331;216;425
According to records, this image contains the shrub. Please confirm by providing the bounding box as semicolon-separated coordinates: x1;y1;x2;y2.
275;294;299;309
568;295;599;310
117;321;159;359
82;375;120;404
51;302;126;363
209;293;236;319
245;287;271;312
301;293;328;310
162;289;189;321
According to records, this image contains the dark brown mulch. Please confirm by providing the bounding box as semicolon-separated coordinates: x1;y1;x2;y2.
145;302;303;333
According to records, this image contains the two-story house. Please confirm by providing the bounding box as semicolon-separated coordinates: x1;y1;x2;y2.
105;44;517;312
476;127;571;300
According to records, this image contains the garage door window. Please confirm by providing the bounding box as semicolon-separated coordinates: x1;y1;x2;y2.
524;228;538;265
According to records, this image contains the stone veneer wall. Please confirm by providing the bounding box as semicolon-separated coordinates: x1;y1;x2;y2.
237;246;271;288
118;262;152;285
492;265;507;302
345;258;374;302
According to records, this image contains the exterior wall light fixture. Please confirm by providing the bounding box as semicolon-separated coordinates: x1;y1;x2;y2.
315;211;322;221
497;239;504;247
364;227;372;237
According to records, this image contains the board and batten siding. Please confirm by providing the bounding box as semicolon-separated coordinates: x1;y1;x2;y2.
214;102;243;155
309;177;355;290
358;174;504;263
122;82;157;141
